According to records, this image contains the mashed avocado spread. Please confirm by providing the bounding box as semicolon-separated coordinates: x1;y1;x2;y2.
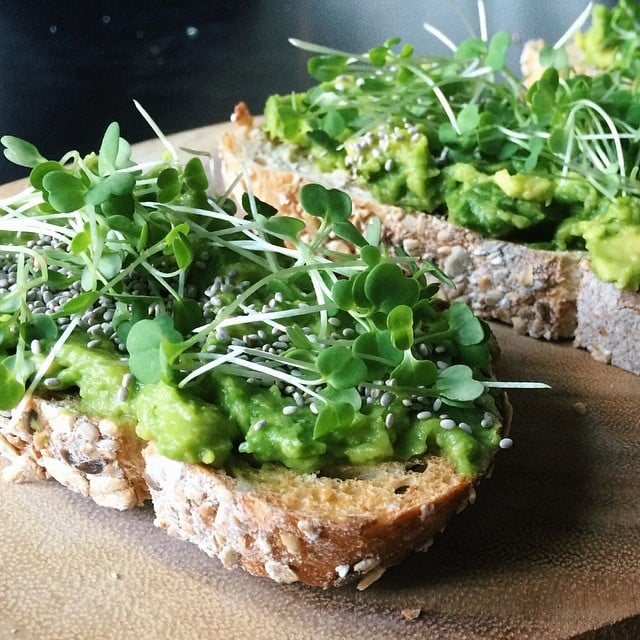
261;3;640;292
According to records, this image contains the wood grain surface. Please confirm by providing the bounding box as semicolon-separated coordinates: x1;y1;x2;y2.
1;124;639;640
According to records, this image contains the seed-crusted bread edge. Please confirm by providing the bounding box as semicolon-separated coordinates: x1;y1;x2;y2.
143;444;478;589
219;109;640;375
0;395;149;510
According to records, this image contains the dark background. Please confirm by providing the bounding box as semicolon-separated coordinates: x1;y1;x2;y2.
0;0;616;184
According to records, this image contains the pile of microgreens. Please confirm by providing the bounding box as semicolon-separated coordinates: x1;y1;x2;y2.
0;103;542;434
283;0;640;202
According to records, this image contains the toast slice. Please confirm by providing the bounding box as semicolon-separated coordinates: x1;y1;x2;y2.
1;396;148;510
219;110;639;374
143;390;510;589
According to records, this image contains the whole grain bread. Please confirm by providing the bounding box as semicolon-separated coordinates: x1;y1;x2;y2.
143;388;509;590
1;387;511;588
0;396;148;510
219;106;639;374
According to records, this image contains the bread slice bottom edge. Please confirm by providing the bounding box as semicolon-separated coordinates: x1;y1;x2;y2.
143;442;479;589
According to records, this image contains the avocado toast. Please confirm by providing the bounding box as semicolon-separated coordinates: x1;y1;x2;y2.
0;109;532;586
219;1;640;374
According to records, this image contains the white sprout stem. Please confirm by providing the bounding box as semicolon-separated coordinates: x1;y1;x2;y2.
554;2;593;49
0;219;75;243
178;346;245;388
483;381;551;389
406;64;461;134
133;99;179;160
223;345;319;373
139;260;181;300
477;0;488;42
212;303;330;331
288;38;356;59
460;65;495;79
214;355;325;401
237;302;287;333
423;21;458;52
570;99;627;182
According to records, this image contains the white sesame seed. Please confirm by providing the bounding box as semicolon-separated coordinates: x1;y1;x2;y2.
440;419;457;429
499;437;513;449
481;415;494;428
282;405;298;416
459;422;472;434
120;373;133;387
252;419;267;431
385;413;395;429
380;392;394;407
433;398;442;412
416;411;432;420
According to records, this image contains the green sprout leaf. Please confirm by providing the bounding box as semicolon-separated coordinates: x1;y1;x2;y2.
448;301;485;345
0;363;25;410
261;215;306;242
313;401;355;438
485;31;510;71
391;351;438;387
126;316;183;384
171;231;193;270
435;364;484;401
57;291;100;315
1;136;47;168
316;345;367;390
28;313;58;341
386;304;414;351
285;324;314;350
42;171;87;212
364;262;420;313
183;157;209;192
353;330;403;379
299;183;352;222
98;122;122;175
173;298;203;335
29;160;65;190
157;167;181;203
330;278;356;311
308;54;348;82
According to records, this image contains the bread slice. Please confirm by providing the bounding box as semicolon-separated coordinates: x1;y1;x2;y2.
143;390;510;589
575;268;640;373
0;395;148;510
219;109;640;374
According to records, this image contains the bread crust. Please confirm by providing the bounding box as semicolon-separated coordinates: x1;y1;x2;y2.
219;114;639;374
143;444;476;588
0;395;148;510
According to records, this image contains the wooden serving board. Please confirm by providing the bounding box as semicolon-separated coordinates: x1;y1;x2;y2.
1;123;639;639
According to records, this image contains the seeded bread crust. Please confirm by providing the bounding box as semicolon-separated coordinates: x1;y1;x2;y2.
0;395;148;510
142;412;507;590
219;108;640;374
